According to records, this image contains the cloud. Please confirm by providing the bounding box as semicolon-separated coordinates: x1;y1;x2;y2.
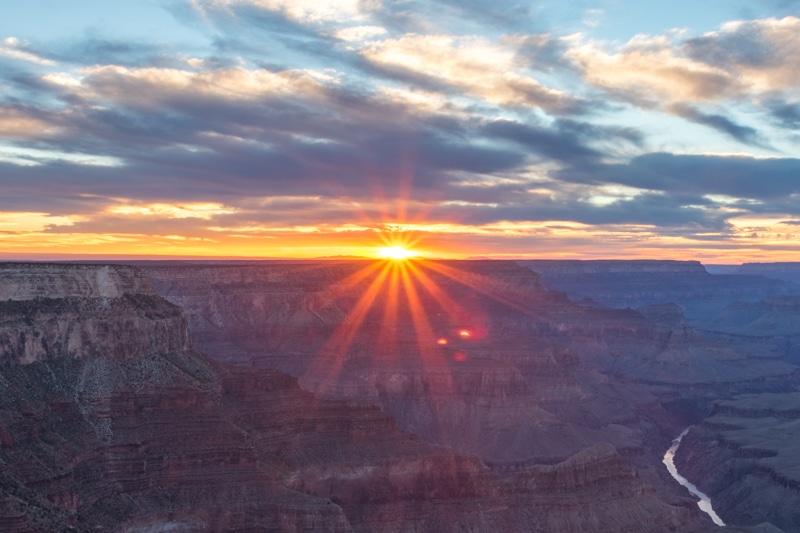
0;107;59;139
684;17;800;92
765;98;800;129
80;65;333;107
669;103;770;147
513;34;574;73
569;17;800;107
334;25;387;41
0;37;55;66
582;8;604;28
360;34;585;113
556;152;800;203
482;119;601;163
566;34;736;105
190;0;375;25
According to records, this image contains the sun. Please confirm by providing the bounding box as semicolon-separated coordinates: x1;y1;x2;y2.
378;245;418;260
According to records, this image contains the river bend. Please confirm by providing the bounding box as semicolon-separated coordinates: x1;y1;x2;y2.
663;427;725;527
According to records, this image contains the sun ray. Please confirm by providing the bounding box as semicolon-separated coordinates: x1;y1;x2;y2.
397;260;456;440
324;259;385;297
303;260;393;395
404;260;469;323
418;259;538;317
376;261;401;357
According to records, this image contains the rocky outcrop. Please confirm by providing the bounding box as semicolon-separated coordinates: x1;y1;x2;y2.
699;297;800;337
0;263;153;300
0;263;713;532
508;442;704;532
674;394;800;531
519;260;797;321
0;264;189;365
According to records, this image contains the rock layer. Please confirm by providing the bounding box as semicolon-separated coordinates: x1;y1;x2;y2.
0;263;712;532
675;395;800;531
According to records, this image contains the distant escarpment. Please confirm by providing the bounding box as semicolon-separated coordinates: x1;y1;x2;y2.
519;260;796;321
0;263;712;532
734;263;800;284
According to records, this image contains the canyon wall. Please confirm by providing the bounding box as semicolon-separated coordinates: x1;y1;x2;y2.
674;393;800;531
142;259;800;531
0;264;189;365
519;260;797;320
0;263;715;532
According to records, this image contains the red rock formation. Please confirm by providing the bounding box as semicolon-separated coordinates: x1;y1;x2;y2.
142;260;793;469
0;263;714;531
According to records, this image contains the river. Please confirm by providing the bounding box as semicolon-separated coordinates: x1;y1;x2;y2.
662;427;726;526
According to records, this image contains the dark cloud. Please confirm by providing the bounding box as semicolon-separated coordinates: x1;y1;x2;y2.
45;37;175;68
482;118;643;163
670;104;770;147
555;119;645;148
514;35;573;73
556;152;800;202
429;0;535;30
482;119;601;163
764;99;800;129
684;22;779;69
432;191;722;229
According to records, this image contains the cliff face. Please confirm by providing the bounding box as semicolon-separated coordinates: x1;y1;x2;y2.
508;442;700;532
0;264;189;365
675;393;800;531
138;259;798;533
699;297;800;337
145;260;794;393
0;264;153;301
140;259;800;530
0;263;712;532
519;260;797;321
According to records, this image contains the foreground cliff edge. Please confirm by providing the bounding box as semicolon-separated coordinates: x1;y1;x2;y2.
0;263;734;531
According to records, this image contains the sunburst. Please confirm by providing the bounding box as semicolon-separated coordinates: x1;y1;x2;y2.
378;245;418;260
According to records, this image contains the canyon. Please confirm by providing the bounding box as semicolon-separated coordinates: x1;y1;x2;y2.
2;260;799;531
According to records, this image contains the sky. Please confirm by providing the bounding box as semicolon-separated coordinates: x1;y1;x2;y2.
1;0;800;261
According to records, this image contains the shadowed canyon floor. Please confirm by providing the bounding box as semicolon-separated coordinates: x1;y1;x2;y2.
2;261;800;531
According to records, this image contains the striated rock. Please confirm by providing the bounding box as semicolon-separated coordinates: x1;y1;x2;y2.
0;263;153;301
699;297;800;337
0;263;713;532
145;260;795;391
637;303;688;326
0;264;190;366
507;442;707;532
674;394;800;531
